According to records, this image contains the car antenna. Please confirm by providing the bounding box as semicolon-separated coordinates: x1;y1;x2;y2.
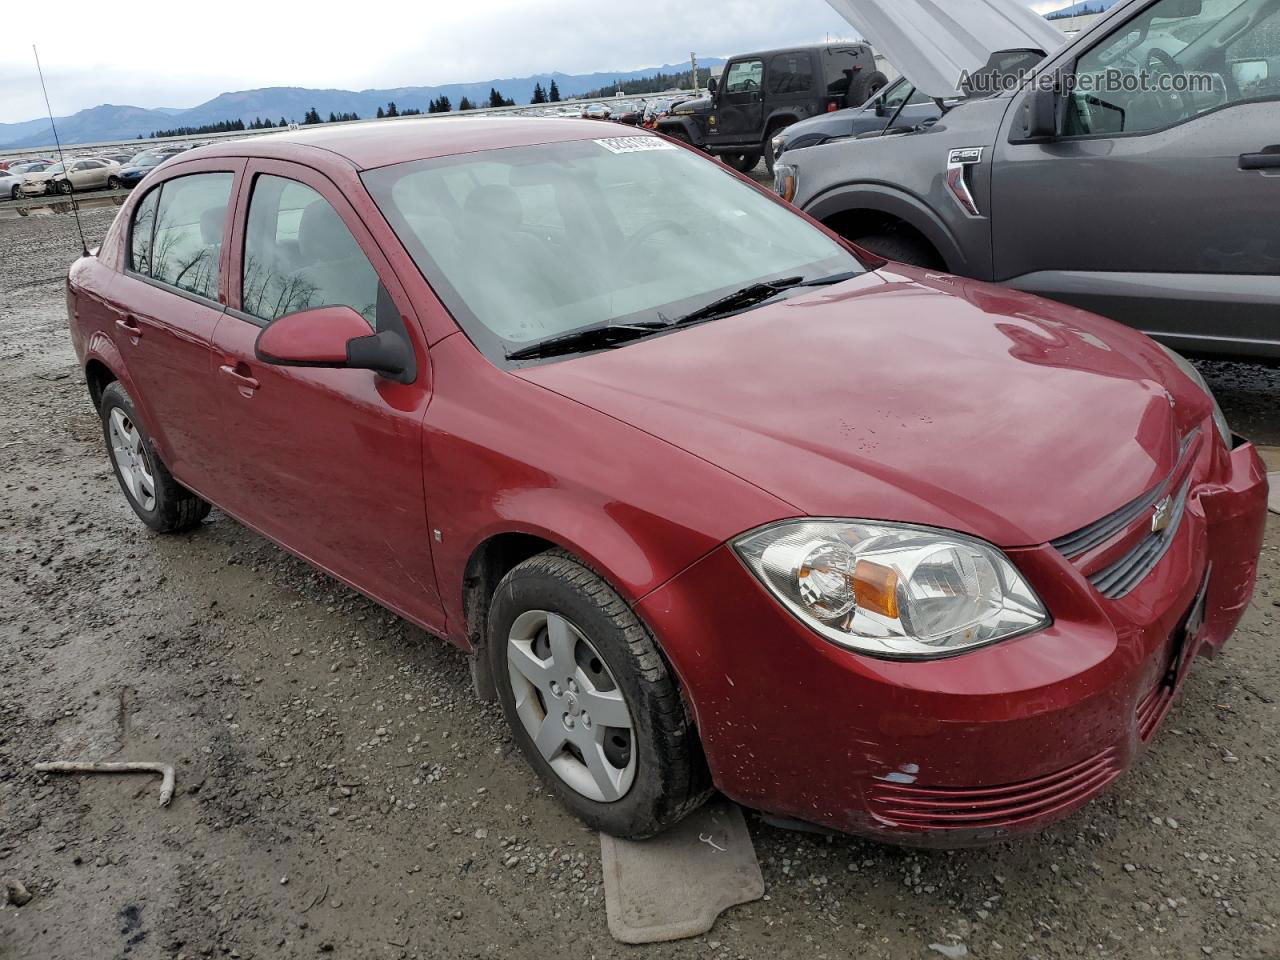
33;44;89;257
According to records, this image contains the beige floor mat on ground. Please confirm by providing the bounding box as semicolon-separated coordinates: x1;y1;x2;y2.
600;800;765;944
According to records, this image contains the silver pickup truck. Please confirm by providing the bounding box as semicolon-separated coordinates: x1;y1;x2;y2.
782;0;1280;359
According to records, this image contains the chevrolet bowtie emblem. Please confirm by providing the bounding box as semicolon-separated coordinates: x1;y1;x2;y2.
1151;496;1174;534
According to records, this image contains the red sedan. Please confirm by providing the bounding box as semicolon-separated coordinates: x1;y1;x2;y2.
66;118;1268;845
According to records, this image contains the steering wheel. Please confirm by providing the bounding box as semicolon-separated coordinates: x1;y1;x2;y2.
1144;47;1190;118
741;78;759;92
617;220;689;262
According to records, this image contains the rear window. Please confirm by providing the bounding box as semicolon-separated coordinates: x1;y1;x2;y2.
821;47;869;100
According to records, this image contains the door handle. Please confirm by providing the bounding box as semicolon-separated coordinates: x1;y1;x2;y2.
115;315;142;337
1240;146;1280;170
219;362;260;391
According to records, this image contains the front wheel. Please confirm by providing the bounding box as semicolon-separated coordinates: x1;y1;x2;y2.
57;179;73;195
9;185;17;201
99;381;211;533
488;550;709;838
107;176;120;189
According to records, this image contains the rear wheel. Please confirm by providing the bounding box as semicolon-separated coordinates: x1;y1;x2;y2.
99;381;210;533
488;550;710;838
763;121;796;175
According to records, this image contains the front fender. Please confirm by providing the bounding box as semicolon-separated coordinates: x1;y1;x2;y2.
655;116;706;148
804;182;971;275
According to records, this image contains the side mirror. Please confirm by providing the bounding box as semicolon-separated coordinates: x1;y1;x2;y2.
874;99;886;117
1019;85;1061;140
707;77;718;98
255;304;415;383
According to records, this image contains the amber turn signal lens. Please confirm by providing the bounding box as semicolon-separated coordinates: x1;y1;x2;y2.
853;559;899;619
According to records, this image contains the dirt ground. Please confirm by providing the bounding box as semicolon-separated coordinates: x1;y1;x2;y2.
1;207;1278;960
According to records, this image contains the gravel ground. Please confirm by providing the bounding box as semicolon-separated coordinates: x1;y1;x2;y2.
1;207;1278;960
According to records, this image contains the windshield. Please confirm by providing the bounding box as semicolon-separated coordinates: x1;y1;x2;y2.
363;137;863;363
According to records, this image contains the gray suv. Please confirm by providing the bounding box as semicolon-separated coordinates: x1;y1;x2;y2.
780;0;1280;359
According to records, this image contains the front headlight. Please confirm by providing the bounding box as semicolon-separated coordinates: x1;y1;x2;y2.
734;520;1050;660
773;162;797;202
1156;343;1231;448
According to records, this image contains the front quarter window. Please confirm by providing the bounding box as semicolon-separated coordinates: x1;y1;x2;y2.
363;137;864;364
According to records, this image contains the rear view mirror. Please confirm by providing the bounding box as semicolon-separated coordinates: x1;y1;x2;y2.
1019;86;1061;140
255;304;414;383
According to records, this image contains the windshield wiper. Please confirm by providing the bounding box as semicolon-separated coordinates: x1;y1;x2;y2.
666;271;860;328
505;320;668;361
505;272;859;361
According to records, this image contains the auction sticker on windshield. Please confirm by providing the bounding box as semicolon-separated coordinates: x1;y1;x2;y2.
596;137;677;154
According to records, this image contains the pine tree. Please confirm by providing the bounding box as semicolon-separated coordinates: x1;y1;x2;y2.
279;117;288;128
531;83;547;104
376;106;385;119
386;101;399;117
549;79;561;102
437;96;451;113
459;97;474;111
328;112;337;123
488;87;507;108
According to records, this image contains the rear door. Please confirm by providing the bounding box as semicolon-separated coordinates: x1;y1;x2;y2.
993;0;1280;354
714;57;766;144
107;157;244;498
210;159;443;629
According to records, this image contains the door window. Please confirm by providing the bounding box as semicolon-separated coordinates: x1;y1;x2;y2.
724;60;764;95
766;53;814;95
129;187;160;276
148;173;234;300
1067;0;1280;136
241;175;379;326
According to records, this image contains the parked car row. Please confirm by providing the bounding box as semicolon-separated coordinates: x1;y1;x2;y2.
0;144;196;200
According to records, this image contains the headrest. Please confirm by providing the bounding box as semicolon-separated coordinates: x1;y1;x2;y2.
297;200;361;263
200;206;224;245
464;185;523;231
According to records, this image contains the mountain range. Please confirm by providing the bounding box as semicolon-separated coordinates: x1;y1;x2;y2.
0;60;725;150
1045;0;1120;19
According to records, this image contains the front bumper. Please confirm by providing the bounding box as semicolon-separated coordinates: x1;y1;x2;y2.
637;439;1268;847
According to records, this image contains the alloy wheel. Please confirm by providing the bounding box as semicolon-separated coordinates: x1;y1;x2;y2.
108;408;156;511
506;609;636;803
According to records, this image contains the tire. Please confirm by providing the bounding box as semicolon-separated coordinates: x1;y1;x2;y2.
57;179;73;195
9;185;17;201
99;381;211;533
724;151;761;173
854;230;944;270
107;176;120;189
660;126;691;145
488;549;710;838
849;70;889;107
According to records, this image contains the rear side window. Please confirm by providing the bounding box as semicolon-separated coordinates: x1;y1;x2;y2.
241;175;379;326
822;48;867;102
145;173;234;300
767;53;814;95
129;188;160;276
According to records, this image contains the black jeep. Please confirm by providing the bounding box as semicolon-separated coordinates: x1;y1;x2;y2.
655;43;887;174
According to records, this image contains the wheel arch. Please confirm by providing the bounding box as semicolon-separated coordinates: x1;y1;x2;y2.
654;116;705;147
805;184;966;274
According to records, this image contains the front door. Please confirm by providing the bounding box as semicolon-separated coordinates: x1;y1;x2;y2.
210;159;444;631
993;0;1280;353
107;158;244;499
713;58;766;145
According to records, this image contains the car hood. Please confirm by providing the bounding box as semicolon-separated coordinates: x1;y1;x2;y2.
824;0;1065;98
518;270;1198;548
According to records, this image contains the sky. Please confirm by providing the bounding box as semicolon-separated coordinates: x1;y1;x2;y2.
0;0;1068;124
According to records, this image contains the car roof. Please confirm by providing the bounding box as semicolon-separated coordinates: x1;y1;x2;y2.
178;116;648;172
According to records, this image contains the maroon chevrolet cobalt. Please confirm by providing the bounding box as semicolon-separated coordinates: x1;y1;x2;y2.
66;118;1268;845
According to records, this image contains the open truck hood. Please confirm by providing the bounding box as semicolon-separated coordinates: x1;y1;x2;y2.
824;0;1066;98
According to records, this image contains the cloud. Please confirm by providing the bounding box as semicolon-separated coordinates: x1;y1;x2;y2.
2;0;1047;124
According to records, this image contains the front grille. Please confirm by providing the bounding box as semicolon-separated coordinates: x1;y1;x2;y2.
1050;431;1197;561
1088;473;1192;599
869;748;1121;831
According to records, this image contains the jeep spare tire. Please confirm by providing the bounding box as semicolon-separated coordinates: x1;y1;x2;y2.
849;70;889;107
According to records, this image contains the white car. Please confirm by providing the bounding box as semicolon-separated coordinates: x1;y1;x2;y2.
22;157;122;197
1;167;24;200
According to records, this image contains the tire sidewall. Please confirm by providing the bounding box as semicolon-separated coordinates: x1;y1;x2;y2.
487;559;678;836
99;382;165;528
